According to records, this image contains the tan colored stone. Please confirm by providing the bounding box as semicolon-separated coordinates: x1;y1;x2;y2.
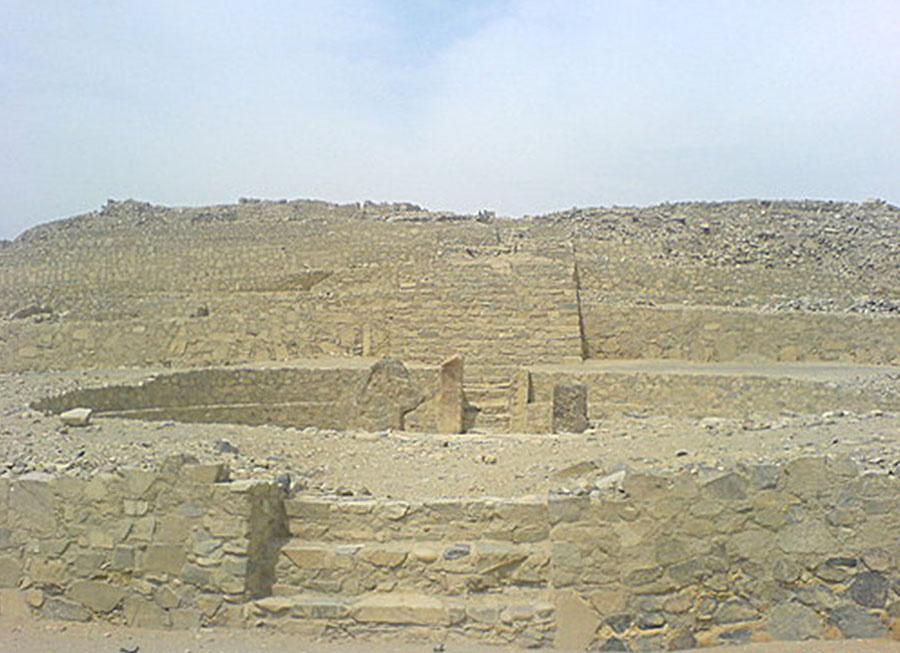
124;595;169;628
437;354;465;434
361;546;407;568
183;463;230;484
25;589;44;608
0;588;30;620
30;558;68;587
66;580;125;612
554;589;599;650
60;407;92;427
142;544;186;575
353;593;449;625
154;585;180;609
0;555;22;588
282;545;329;569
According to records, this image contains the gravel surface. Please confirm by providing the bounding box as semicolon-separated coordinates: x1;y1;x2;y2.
2;369;897;499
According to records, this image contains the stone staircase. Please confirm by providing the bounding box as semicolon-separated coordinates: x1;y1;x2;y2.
379;249;584;431
250;495;555;647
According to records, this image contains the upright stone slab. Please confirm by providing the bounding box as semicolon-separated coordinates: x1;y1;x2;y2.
552;383;589;433
437;355;465;434
355;358;423;431
509;370;532;433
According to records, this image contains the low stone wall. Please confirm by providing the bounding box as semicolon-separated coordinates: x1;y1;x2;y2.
2;457;897;648
0;456;284;628
583;304;900;366
31;358;465;433
546;457;899;649
514;364;899;426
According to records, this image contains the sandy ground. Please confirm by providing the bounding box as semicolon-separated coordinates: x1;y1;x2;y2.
1;369;898;499
1;617;898;653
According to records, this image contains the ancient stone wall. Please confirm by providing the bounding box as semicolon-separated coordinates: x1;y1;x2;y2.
0;457;283;628
514;363;900;426
31;359;457;433
3;456;895;647
545;456;899;649
583;304;900;365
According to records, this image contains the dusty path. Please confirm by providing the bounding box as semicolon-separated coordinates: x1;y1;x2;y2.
1;618;899;653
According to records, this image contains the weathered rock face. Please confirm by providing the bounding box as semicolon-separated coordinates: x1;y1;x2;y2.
552;383;589;433
354;358;425;431
436;354;465;433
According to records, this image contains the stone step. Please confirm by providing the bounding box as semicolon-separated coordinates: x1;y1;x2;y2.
469;413;510;432
274;539;550;596
251;590;554;646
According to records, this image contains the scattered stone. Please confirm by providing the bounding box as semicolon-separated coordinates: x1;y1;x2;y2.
213;439;239;454
59;408;92;427
189;306;210;318
9;304;52;320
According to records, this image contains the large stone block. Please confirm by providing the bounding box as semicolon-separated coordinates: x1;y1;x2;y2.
9;473;56;534
142;544;186;575
554;589;599;650
437;354;465;434
0;556;22;588
354;358;424;431
552;384;589;433
66;580;125;613
42;597;91;622
352;592;450;626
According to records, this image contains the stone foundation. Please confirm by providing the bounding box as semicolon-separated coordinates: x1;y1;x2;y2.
1;455;897;648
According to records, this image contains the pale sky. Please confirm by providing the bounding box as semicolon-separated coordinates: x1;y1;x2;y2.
2;0;899;239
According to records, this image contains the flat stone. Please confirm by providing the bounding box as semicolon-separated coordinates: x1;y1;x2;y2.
0;556;22;588
830;604;887;639
142;544;186;575
42;597;91;622
714;598;758;624
66;580;125;613
667;629;697;651
704;472;748;500
598;637;630;651
352;593;449;626
124;595;169;628
183;463;230;484
554;590;598;651
60;408;92;427
777;521;837;554
766;601;822;640
849;571;889;608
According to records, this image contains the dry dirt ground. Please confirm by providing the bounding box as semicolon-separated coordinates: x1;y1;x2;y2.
1;616;898;653
1;369;898;499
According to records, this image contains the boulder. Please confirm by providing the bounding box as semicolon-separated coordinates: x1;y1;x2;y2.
60;408;92;427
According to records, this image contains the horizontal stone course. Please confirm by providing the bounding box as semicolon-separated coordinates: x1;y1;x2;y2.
1;455;896;648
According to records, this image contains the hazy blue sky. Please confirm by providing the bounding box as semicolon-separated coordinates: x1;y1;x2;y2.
2;0;898;238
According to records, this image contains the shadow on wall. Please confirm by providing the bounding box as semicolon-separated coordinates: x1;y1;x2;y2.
30;357;469;434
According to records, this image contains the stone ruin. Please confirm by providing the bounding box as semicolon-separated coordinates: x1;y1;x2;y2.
0;197;898;649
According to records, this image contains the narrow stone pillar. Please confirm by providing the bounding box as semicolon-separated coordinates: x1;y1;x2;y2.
552;383;589;433
509;369;532;433
437;355;465;434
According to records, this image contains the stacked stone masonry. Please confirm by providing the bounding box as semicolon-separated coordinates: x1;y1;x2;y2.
1;456;897;648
